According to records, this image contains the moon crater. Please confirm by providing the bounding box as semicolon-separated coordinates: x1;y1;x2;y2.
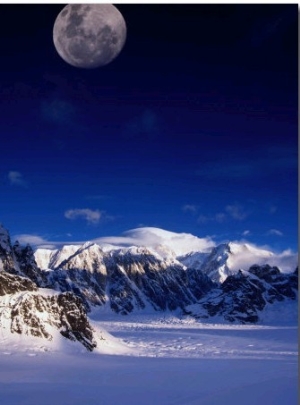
53;4;127;69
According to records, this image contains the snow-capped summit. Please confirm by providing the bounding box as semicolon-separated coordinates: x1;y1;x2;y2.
35;245;79;270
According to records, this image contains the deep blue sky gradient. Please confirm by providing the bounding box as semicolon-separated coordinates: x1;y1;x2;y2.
0;4;298;251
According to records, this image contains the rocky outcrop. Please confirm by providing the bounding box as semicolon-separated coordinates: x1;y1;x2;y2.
0;277;97;351
0;224;97;350
0;224;45;284
0;271;37;295
0;224;16;273
12;241;46;285
184;265;298;323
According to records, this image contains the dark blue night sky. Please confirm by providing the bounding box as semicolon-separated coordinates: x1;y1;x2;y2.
0;3;298;252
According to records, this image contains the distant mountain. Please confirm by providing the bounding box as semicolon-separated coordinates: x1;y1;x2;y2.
177;242;275;283
0;223;298;351
37;243;214;313
184;265;298;324
34;228;297;317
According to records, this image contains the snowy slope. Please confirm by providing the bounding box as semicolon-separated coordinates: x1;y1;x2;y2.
35;245;80;270
0;314;297;405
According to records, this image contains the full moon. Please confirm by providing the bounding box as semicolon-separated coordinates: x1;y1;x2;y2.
53;4;127;69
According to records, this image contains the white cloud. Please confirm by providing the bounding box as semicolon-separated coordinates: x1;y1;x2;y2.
8;171;27;187
267;229;283;236
13;234;56;249
64;208;101;224
95;227;216;256
269;249;298;272
227;242;298;273
242;230;251;236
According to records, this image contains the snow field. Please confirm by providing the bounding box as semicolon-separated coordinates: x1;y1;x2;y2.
0;312;297;405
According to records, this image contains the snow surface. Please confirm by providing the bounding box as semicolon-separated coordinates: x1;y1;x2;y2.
0;306;297;405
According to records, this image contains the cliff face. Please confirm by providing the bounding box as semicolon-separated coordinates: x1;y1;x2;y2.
39;244;215;314
0;224;97;351
184;265;298;323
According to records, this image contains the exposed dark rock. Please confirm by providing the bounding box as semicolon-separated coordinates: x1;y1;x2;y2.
12;241;46;285
0;224;16;273
5;288;97;351
184;265;298;324
0;272;37;295
56;292;97;351
40;246;214;314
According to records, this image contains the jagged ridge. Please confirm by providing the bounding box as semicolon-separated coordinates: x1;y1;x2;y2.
184;265;298;323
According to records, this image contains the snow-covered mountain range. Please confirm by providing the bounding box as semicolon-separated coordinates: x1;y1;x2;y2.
35;227;297;284
0;223;298;351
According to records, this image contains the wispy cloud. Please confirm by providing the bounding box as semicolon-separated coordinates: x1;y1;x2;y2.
85;195;110;201
41;99;75;125
242;230;251;236
95;227;216;256
225;203;249;221
197;212;227;224
13;234;56;249
249;7;296;48
215;213;227;223
182;204;198;214
196;146;297;181
269;205;277;214
196;162;255;179
64;208;101;225
8;171;27;187
197;215;209;224
124;109;160;140
197;203;249;224
266;229;283;236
